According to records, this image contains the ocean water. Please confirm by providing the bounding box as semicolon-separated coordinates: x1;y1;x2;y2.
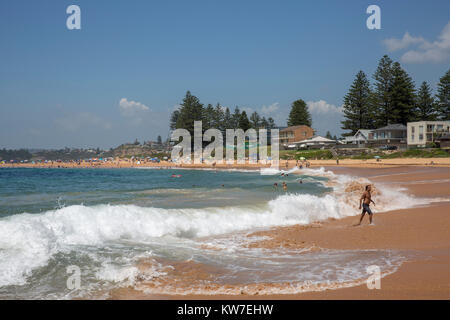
0;167;424;299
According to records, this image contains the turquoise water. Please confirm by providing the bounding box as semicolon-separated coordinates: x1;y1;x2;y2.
0;167;409;299
0;168;328;216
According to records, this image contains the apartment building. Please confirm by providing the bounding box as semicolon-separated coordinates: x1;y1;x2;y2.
279;125;314;146
407;121;450;147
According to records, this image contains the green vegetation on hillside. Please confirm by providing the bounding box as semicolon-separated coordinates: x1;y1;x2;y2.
0;149;32;161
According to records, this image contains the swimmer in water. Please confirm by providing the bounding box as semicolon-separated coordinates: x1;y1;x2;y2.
282;182;287;192
273;182;278;190
299;179;303;184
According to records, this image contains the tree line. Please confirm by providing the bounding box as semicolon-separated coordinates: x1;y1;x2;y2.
341;55;450;136
170;91;277;136
170;91;318;135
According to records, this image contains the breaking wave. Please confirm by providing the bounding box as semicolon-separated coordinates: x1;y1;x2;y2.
0;167;428;291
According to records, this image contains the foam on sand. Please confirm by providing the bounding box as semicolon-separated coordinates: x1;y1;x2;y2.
0;167;429;296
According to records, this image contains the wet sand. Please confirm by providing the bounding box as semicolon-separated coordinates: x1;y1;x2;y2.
247;167;450;299
108;166;450;300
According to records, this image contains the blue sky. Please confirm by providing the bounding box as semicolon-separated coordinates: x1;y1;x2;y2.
1;0;449;149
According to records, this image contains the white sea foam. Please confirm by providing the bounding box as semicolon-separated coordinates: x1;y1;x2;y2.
0;167;428;289
137;249;406;296
260;167;300;175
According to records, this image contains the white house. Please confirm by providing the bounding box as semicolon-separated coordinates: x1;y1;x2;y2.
294;135;336;148
407;121;450;147
343;129;373;145
372;124;407;144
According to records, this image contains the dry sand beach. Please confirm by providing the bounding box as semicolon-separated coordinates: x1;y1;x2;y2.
2;157;450;170
106;165;450;300
2;155;450;170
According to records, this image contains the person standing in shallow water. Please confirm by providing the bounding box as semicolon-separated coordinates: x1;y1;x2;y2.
356;185;376;225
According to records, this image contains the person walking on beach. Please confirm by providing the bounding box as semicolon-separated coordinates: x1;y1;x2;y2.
356;185;375;225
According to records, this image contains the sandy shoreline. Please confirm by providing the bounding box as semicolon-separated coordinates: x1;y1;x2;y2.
252;166;450;299
2;157;450;170
106;166;450;300
3;163;449;299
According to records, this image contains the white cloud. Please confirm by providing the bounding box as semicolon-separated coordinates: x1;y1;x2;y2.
383;32;425;51
261;102;280;114
234;102;280;116
304;100;344;137
240;107;254;115
119;98;150;117
383;21;450;64
307;100;342;114
234;100;343;136
172;104;182;111
55;112;112;132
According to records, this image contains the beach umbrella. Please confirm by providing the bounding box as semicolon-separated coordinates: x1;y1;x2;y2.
299;157;306;160
374;156;380;159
